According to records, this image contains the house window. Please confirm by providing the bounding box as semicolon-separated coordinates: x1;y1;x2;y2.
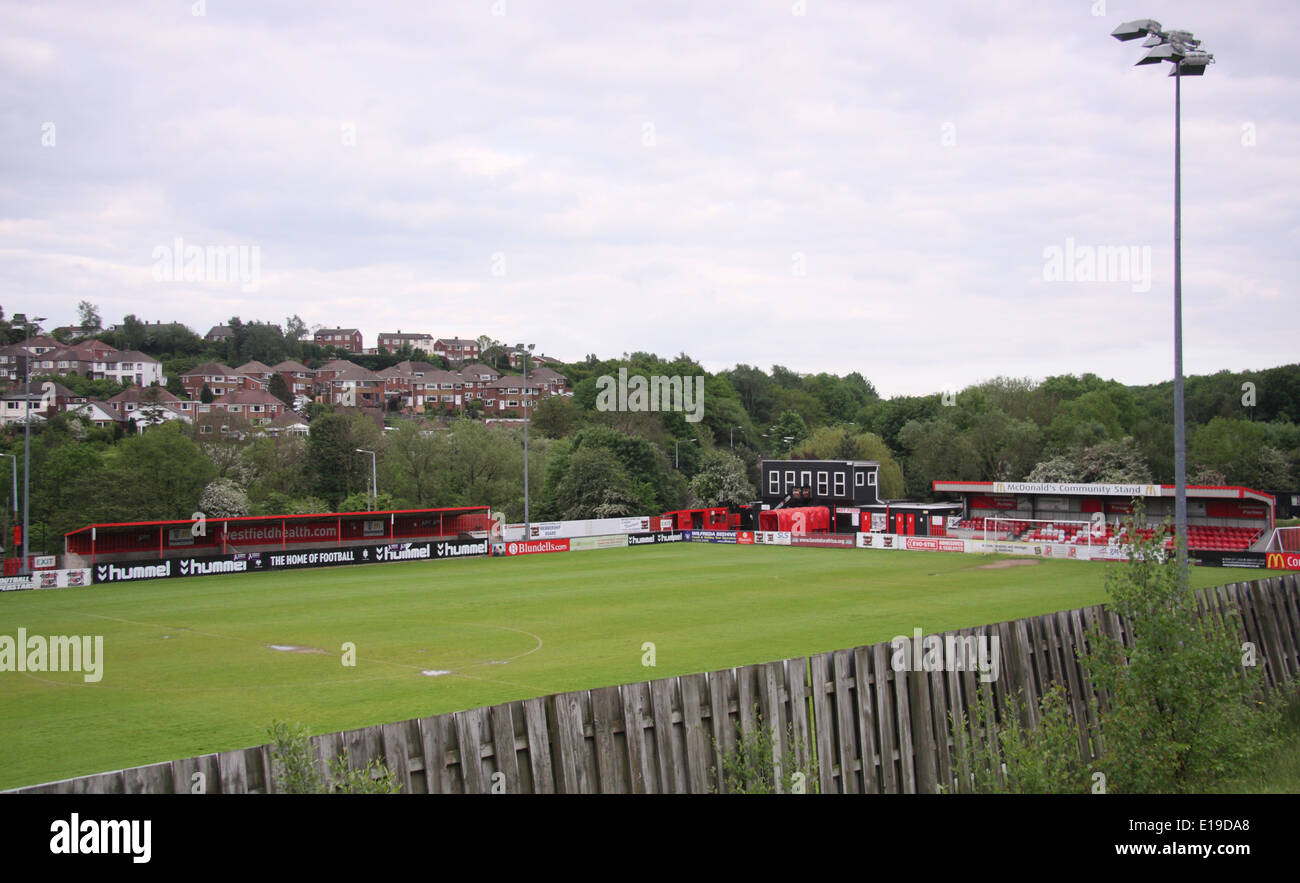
868;472;877;486
855;472;865;488
834;473;846;497
784;470;795;490
800;470;811;489
200;425;213;434
817;472;829;496
769;471;780;494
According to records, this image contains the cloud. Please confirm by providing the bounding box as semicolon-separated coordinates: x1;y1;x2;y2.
1;0;1296;396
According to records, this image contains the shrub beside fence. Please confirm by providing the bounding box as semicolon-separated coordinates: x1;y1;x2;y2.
11;573;1299;794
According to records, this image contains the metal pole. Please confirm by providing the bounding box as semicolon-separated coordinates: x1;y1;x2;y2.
370;451;378;511
1172;61;1189;588
22;325;32;575
523;352;530;535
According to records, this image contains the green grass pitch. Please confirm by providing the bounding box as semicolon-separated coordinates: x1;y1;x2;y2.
0;544;1241;789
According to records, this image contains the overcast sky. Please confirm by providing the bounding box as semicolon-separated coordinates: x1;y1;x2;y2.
2;0;1296;397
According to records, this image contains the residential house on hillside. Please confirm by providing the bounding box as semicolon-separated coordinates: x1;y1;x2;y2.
106;386;186;421
25;340;163;388
271;359;315;399
235;360;275;383
433;337;479;364
314;328;363;353
481;375;545;416
0;336;67;384
205;325;234;343
205;388;285;425
65;399;122;430
315;359;384;408
526;366;569;395
96;350;165;387
0;381;84;425
457;362;501;402
181;361;241;399
378;331;435;353
263;411;310;438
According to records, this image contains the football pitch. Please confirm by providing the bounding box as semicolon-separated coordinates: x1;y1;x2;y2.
0;544;1240;790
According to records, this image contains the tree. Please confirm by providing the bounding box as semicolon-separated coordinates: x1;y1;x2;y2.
76;301;102;334
790;426;905;498
1026;455;1079;483
1025;437;1152;484
688;449;756;508
200;384;215;404
1189;417;1272;488
77;422;217;524
1076;437;1151;483
1082;506;1281;792
554;446;637;519
198;479;250;518
268;373;293;407
121;314;147;351
531;395;584;438
769;410;808;450
307;412;382;506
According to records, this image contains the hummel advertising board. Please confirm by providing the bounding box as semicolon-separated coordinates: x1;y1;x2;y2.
92;538;489;584
626;532;684;546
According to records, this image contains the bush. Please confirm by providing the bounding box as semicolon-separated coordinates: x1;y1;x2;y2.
948;684;1093;794
710;709;817;794
267;721;400;794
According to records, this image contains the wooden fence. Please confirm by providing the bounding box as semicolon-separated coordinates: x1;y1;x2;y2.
12;573;1299;794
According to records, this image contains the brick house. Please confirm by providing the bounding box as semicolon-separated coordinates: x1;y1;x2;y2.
314;359;384;408
181;361;241;399
0;381;84;425
314;328;364;353
106;386;187;421
526;366;569;395
271;359;316;399
378;360;467;412
456;362;501;401
481;375;545;416
433;337;480;364
378;331;435;354
206;388;286;425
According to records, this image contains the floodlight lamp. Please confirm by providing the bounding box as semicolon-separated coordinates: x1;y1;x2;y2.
1170;51;1213;75
1111;19;1162;41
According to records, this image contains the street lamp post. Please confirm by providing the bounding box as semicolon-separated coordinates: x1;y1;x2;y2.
20;315;45;575
356;449;377;510
517;343;535;536
1112;20;1214;587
